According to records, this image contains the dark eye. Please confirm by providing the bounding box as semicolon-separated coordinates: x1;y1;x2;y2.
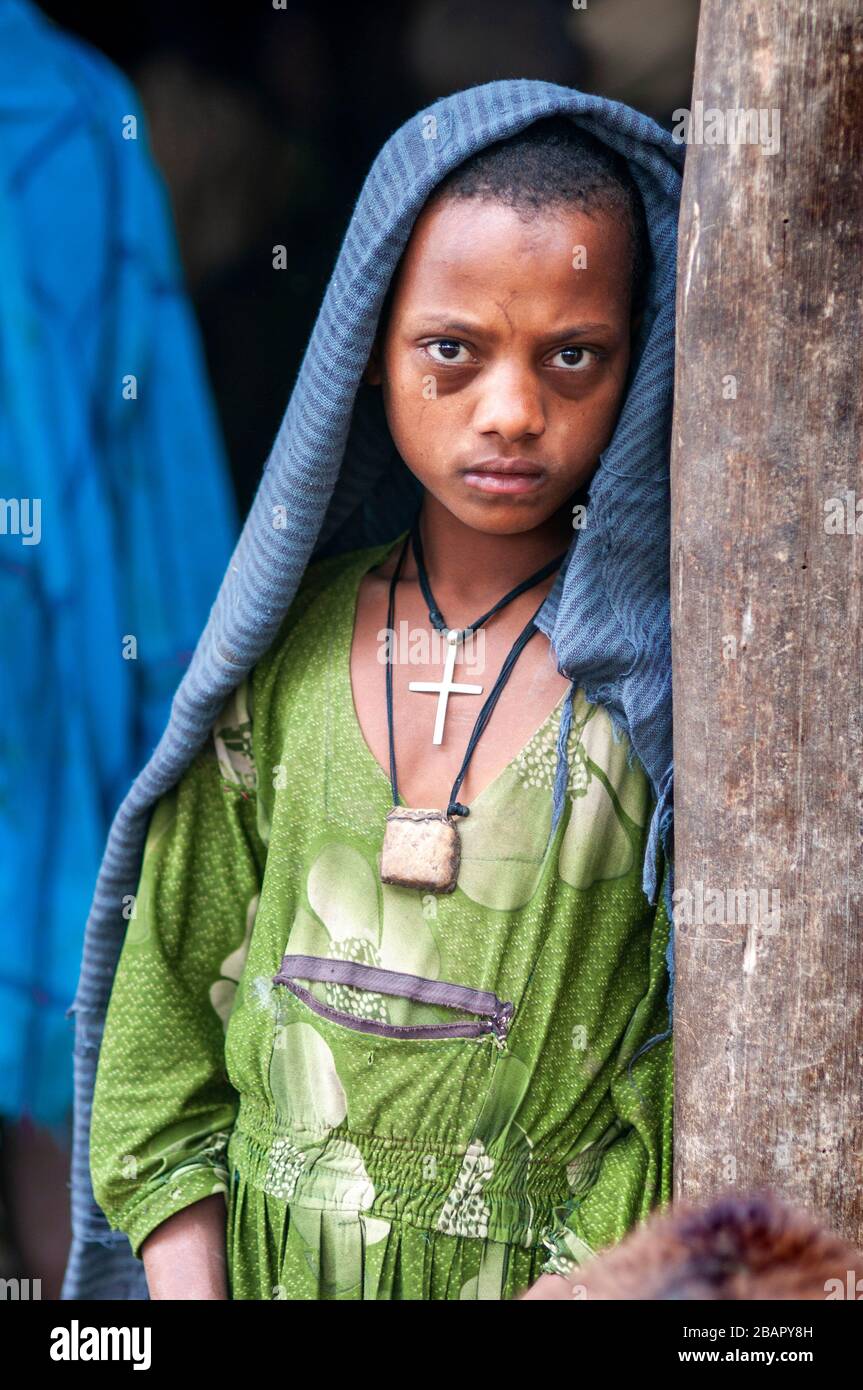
548;346;596;371
426;339;472;364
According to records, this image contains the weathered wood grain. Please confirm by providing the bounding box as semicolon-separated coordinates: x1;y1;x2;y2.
672;0;863;1243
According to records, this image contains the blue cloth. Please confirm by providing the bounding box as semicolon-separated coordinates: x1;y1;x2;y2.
0;0;237;1136
62;76;682;1299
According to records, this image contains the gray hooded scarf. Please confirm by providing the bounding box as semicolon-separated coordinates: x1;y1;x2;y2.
62;78;682;1300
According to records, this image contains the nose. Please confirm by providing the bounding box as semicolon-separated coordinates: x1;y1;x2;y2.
471;360;546;443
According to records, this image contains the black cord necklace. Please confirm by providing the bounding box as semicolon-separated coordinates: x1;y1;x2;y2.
379;513;567;893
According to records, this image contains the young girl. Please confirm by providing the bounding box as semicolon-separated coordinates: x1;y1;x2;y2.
67;79;682;1301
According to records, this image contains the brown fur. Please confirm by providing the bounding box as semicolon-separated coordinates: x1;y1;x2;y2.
565;1189;863;1300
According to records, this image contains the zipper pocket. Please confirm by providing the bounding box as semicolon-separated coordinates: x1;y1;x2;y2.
272;953;514;1047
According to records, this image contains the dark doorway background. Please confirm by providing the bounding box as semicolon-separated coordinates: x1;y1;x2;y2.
41;0;699;514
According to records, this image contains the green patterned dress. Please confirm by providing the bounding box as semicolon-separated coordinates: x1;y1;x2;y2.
89;535;673;1300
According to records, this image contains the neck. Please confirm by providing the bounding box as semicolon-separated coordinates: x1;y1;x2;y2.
407;491;573;612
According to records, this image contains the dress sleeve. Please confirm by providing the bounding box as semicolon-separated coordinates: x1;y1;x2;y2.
89;676;265;1260
538;856;674;1278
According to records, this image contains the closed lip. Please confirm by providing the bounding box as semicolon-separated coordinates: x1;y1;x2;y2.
461;458;546;475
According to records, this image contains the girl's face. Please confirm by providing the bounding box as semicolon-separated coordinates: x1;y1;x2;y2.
365;194;639;536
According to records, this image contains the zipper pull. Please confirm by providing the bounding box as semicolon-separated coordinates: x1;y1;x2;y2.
489;1000;514;1049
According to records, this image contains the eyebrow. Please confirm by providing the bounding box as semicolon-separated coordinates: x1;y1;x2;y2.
417;318;615;338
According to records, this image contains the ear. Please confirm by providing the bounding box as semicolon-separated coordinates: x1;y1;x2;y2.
363;334;383;385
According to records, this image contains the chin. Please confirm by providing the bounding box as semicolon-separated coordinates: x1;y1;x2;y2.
434;487;568;537
459;505;554;536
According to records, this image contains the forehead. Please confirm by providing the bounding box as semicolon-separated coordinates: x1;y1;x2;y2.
389;195;632;321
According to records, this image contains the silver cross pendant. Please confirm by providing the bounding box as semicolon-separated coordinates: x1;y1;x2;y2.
408;629;484;744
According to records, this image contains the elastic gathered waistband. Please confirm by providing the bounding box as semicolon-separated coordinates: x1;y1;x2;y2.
231;1095;573;1251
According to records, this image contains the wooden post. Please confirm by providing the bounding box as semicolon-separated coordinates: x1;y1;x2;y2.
672;0;863;1242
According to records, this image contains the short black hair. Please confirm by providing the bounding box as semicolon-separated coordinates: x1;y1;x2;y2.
379;115;651;332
